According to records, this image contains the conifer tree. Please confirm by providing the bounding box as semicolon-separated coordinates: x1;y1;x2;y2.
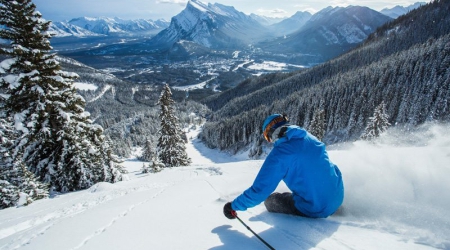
1;118;21;208
361;101;391;140
141;139;154;162
309;109;326;141
0;0;124;192
0;117;48;208
157;84;191;167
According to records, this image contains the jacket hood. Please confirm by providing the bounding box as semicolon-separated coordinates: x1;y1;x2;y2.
274;125;307;146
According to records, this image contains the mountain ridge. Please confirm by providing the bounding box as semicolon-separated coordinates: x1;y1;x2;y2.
380;2;426;18
50;17;170;37
256;6;392;63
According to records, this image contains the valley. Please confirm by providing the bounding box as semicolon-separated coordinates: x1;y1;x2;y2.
54;37;309;94
49;0;398;96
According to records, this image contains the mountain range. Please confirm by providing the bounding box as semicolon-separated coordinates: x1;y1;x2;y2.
258;6;392;63
49;17;170;37
50;1;424;39
61;0;421;65
380;2;426;18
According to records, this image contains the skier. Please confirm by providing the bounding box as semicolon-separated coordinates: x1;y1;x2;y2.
224;114;344;219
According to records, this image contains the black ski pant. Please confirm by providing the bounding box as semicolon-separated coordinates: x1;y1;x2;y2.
264;192;308;217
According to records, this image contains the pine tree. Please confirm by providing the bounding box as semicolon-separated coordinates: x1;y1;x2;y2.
0;0;125;192
0;117;48;209
361;101;391;140
308;109;326;141
141;139;155;162
157;84;191;167
0;117;20;208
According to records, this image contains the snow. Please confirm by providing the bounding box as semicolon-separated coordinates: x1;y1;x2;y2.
87;85;112;103
0;58;16;72
172;76;217;91
247;60;306;71
74;82;98;91
0;124;449;250
189;0;209;13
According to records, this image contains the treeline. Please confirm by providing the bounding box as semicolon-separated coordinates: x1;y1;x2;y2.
199;0;450;154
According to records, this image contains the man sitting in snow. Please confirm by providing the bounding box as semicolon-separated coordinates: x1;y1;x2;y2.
223;114;344;219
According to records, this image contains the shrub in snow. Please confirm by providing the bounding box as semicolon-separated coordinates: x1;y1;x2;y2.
141;163;150;174
141;160;163;174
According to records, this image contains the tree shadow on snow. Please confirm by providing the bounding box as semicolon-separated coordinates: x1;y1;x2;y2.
211;212;340;249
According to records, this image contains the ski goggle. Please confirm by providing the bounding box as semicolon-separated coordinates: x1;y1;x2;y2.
263;116;287;142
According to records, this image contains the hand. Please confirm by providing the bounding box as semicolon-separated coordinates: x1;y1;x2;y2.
223;202;237;219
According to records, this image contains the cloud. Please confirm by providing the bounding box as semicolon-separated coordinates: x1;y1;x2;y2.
256;8;288;17
156;0;188;5
294;4;318;14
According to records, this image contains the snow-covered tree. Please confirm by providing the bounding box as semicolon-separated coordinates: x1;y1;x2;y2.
0;117;48;209
309;109;326;141
140;139;155;162
361;101;391;140
157;84;191;167
150;159;163;173
0;0;125;192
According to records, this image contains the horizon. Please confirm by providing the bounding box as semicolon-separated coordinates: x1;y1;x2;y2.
33;0;430;22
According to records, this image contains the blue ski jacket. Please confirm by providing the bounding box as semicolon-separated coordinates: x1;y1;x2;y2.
231;125;344;218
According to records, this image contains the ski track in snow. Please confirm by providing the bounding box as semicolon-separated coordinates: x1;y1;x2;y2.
71;187;167;250
0;183;170;250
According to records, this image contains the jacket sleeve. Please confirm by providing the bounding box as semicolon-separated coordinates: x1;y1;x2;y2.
232;147;288;211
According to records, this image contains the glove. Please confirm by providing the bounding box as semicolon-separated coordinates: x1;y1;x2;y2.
223;202;237;219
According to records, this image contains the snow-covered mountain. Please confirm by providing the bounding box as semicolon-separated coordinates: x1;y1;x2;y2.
259;6;392;62
270;11;312;36
149;0;271;49
49;21;101;37
380;2;426;18
304;6;391;44
50;17;170;37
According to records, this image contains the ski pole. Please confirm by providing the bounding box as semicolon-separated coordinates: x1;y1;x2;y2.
233;212;276;250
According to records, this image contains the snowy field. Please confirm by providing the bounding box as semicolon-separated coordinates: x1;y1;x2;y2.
0;124;449;250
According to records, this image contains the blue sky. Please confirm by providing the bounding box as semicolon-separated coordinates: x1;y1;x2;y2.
33;0;430;21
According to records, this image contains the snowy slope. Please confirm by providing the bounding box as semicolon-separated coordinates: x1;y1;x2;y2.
0;124;449;250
